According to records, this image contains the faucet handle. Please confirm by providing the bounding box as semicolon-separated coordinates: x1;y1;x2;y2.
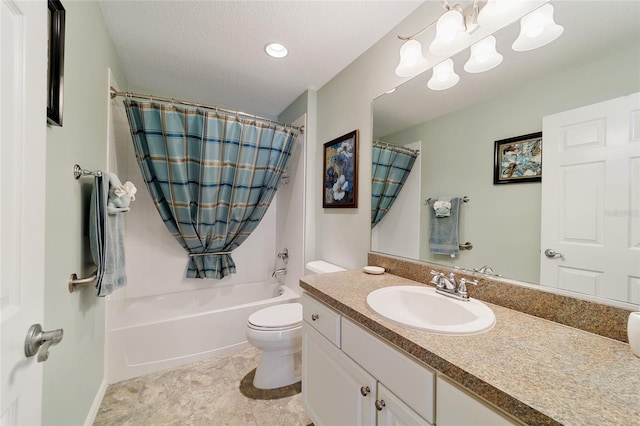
429;270;443;286
457;278;478;298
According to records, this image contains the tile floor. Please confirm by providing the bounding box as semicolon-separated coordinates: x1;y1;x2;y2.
94;347;311;426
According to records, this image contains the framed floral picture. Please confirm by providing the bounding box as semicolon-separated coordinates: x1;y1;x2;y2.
493;132;542;184
323;130;358;208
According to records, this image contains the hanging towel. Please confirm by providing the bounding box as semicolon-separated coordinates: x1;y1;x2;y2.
429;197;460;256
89;173;135;296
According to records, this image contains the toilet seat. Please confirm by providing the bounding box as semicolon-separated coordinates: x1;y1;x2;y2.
248;303;302;331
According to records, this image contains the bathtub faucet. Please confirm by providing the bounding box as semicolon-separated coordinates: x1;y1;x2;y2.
272;268;287;278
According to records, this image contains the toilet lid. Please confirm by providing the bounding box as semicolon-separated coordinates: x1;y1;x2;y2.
248;303;302;329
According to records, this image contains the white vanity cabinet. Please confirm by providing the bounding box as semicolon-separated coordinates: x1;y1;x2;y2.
302;293;432;426
302;292;521;426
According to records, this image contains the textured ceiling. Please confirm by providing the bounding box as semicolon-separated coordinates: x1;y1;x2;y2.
98;0;423;119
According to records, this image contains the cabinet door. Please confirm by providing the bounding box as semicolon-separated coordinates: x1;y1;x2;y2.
376;384;432;426
342;318;435;423
437;377;518;426
303;322;376;426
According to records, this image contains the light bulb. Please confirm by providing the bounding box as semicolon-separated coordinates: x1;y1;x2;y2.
512;4;564;52
395;39;429;78
464;36;503;73
478;0;530;29
265;43;288;58
429;9;469;56
524;13;546;38
427;59;459;91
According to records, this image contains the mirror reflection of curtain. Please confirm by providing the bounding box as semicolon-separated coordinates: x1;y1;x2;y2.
371;141;419;228
124;100;296;279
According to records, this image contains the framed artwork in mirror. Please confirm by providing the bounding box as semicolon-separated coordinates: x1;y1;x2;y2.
493;132;542;184
47;0;65;127
323;130;358;208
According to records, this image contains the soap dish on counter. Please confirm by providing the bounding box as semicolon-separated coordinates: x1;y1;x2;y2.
363;266;385;275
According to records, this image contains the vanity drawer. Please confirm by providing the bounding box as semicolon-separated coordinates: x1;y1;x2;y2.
301;293;341;347
342;318;435;424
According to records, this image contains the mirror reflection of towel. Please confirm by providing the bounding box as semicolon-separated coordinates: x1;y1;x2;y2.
433;198;452;217
429;197;460;256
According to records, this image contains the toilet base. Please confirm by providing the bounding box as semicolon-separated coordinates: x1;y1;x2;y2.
253;349;301;389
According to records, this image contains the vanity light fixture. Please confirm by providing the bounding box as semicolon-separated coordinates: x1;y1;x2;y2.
394;0;564;85
512;4;564;51
395;39;430;77
265;42;288;58
427;59;460;91
464;35;503;73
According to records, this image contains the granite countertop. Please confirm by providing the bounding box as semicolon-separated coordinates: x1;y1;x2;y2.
300;270;640;426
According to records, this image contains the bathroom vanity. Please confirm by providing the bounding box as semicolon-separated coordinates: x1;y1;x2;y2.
300;270;640;425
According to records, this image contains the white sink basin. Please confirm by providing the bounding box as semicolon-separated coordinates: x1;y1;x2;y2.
366;286;495;335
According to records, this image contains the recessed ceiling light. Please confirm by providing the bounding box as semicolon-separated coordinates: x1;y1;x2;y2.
265;43;288;59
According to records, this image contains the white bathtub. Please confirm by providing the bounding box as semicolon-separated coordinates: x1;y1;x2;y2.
106;281;299;383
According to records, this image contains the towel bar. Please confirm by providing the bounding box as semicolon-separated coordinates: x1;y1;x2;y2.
425;195;470;204
73;164;102;180
68;272;97;293
188;251;232;257
458;242;473;250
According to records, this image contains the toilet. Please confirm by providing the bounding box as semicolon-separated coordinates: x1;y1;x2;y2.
246;260;346;389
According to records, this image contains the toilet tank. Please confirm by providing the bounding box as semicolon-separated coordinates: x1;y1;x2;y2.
305;260;346;275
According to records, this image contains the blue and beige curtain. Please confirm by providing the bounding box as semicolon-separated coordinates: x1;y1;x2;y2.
371;141;419;228
124;100;296;279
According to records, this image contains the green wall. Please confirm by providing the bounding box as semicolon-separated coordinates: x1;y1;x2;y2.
312;2;434;269
44;2;126;424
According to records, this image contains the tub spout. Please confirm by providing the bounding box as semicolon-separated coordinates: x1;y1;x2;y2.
272;268;287;278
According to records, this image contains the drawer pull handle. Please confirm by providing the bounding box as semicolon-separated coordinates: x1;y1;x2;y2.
311;313;319;321
360;386;370;396
375;400;386;411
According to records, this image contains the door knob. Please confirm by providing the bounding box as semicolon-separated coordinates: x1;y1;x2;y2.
375;400;386;411
360;386;370;396
24;324;63;362
544;249;563;258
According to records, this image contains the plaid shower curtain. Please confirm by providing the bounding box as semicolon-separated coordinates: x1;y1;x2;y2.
371;141;418;228
124;100;296;279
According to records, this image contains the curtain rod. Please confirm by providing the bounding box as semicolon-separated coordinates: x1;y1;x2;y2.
109;87;304;134
373;139;420;155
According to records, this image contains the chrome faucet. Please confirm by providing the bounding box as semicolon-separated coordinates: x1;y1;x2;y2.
272;268;287;278
473;265;501;277
429;270;478;301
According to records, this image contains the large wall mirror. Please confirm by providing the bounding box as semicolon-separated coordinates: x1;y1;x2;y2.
371;0;640;307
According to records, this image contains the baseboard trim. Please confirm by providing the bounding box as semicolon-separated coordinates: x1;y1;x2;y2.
84;379;107;426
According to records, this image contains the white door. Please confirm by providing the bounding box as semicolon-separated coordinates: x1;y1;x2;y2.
1;0;47;424
540;92;640;304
